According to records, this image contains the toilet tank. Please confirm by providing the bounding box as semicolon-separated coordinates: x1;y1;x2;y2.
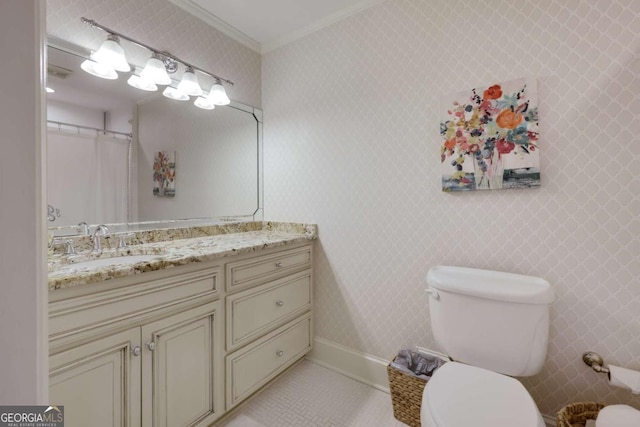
426;266;554;377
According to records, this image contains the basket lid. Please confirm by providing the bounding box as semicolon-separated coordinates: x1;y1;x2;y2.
423;362;543;427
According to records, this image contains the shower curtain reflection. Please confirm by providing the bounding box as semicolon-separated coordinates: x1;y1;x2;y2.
47;128;129;227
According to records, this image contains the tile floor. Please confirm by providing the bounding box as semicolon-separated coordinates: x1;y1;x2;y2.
218;359;407;426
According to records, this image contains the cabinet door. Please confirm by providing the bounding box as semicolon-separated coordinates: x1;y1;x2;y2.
141;301;223;427
49;328;141;427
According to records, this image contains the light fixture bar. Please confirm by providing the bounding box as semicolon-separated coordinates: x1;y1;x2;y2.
81;17;234;86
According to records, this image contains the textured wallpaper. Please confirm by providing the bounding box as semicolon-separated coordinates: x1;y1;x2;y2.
262;0;640;417
46;0;262;107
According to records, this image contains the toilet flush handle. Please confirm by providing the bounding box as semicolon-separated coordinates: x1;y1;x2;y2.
425;288;440;300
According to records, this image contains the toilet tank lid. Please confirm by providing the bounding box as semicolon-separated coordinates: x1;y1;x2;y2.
427;265;554;304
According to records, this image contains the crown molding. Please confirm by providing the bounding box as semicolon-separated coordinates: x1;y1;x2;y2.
261;0;388;53
170;0;387;54
168;0;261;53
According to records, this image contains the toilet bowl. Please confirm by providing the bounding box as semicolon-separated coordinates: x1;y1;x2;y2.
420;362;545;427
423;266;554;427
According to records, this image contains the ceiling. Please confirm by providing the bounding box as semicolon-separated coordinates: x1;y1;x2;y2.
169;0;387;53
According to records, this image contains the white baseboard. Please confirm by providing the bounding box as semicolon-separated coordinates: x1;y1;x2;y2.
306;337;556;426
305;337;391;393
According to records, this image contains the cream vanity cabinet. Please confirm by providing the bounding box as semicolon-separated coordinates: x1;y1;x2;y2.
49;242;314;426
49;266;224;427
224;244;313;409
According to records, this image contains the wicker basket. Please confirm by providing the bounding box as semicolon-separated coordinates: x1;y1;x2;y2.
556;402;606;427
387;363;428;427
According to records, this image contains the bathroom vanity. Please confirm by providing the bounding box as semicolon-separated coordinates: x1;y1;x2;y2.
48;222;316;427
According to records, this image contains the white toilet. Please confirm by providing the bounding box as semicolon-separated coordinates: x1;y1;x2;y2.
421;265;555;427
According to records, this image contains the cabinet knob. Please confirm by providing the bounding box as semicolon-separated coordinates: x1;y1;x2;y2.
276;350;284;357
146;341;156;351
131;345;142;357
275;262;283;268
275;300;284;307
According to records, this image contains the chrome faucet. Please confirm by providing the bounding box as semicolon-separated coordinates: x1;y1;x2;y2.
91;225;110;253
53;238;77;255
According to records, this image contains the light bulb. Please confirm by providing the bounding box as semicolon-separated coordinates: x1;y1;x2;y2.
140;53;171;85
207;81;230;105
127;75;158;91
80;58;118;80
163;86;189;101
194;96;215;110
177;67;202;96
92;35;130;72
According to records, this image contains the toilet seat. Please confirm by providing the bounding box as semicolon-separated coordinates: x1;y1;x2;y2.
421;362;544;427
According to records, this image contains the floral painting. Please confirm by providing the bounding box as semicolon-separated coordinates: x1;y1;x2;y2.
153;150;175;196
440;77;540;191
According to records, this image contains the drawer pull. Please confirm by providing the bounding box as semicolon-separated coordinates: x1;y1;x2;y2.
146;341;156;351
275;262;283;268
276;350;284;357
275;300;284;307
131;345;141;357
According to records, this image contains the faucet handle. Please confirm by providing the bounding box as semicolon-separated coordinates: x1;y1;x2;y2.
53;238;77;256
116;233;135;249
77;221;90;235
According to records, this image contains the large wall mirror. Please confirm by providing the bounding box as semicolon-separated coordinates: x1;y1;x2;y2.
46;38;262;235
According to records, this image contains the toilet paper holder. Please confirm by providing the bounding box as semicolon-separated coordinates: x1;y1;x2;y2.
583;351;610;374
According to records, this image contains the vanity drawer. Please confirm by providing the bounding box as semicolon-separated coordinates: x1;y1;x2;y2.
226;245;312;293
49;267;220;341
227;271;312;351
226;314;312;409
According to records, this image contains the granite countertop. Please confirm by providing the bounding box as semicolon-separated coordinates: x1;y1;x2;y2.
48;222;317;290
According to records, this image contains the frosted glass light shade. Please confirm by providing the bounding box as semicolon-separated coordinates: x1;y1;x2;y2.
140;55;171;85
93;36;130;72
81;59;117;80
163;87;189;101
177;68;202;96
207;82;230;105
127;75;157;91
194;96;215;110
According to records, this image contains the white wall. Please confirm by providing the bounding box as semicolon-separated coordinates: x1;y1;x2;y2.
263;0;640;416
47;99;104;129
0;0;47;404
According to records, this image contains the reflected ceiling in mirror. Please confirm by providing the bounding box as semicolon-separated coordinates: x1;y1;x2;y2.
46;41;262;235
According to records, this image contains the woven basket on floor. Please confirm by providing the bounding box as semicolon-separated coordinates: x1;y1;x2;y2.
387;363;428;427
556;402;606;427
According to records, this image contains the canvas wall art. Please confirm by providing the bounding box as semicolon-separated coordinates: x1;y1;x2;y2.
153;150;176;196
440;77;540;191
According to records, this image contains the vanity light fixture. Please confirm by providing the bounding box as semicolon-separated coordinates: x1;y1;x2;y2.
80;17;234;108
92;34;130;72
162;86;189;101
140;53;172;85
80;58;118;80
127;74;158;91
206;79;231;106
177;67;203;96
194;96;216;110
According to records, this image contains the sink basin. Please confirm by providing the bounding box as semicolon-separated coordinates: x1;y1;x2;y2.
61;254;160;270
